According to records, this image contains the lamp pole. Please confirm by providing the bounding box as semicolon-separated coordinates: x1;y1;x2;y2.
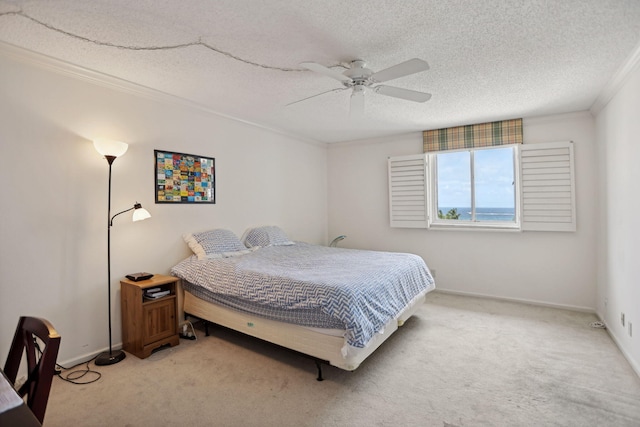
95;155;126;366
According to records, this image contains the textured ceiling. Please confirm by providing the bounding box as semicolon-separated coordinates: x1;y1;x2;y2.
1;0;640;143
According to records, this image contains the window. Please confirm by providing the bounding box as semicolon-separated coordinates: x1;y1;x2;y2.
388;141;576;231
433;146;518;228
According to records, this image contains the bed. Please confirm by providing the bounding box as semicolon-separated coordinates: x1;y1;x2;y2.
170;226;435;378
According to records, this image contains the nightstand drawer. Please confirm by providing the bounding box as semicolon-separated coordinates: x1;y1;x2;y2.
142;296;177;345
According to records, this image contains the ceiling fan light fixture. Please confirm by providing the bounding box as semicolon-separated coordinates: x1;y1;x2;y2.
350;85;366;117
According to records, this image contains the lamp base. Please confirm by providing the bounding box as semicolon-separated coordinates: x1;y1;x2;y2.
95;349;126;366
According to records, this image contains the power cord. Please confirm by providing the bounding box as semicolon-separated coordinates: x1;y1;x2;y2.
55;357;102;385
179;320;198;340
590;321;606;329
32;338;102;385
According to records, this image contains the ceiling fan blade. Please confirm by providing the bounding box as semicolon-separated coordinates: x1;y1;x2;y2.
374;85;432;103
286;87;348;106
350;86;365;118
370;58;429;83
300;62;352;83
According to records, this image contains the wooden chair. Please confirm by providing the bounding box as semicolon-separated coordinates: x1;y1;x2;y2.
3;316;61;424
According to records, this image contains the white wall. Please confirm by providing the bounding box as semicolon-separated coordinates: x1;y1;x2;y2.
0;48;328;364
594;61;640;374
328;112;598;311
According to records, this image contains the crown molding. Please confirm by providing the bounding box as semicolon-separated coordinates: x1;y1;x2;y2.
590;39;640;115
0;40;325;147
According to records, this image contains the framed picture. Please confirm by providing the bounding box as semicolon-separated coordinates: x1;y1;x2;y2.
154;150;215;204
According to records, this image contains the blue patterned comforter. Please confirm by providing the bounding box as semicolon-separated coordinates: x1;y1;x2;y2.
171;243;435;348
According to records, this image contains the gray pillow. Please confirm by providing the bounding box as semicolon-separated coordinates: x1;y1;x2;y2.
184;229;247;260
242;226;295;248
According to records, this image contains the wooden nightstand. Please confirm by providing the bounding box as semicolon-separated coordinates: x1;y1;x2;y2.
121;274;180;359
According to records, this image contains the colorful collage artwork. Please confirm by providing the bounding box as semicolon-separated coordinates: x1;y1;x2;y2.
154;150;215;203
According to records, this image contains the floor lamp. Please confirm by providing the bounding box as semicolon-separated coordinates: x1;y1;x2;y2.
93;138;151;366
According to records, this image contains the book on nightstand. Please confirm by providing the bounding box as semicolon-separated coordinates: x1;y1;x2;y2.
125;272;154;282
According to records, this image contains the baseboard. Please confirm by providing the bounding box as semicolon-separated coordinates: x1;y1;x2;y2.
597;316;640;379
58;343;124;369
59;325;189;368
432;288;595;313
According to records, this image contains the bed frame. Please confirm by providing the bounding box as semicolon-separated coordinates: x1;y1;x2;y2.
180;286;428;380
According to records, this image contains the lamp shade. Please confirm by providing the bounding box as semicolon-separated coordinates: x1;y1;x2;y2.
93;138;129;158
132;206;151;222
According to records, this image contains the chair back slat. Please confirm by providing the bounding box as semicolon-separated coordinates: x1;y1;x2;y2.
3;316;61;424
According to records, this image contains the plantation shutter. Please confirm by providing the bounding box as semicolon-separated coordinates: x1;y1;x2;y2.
388;154;429;228
520;141;576;232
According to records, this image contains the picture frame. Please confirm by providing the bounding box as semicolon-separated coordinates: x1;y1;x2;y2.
154;150;215;204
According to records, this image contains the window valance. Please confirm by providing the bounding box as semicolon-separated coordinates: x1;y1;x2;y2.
423;118;523;152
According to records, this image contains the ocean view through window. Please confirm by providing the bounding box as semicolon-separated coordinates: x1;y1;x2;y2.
436;207;515;221
434;146;517;226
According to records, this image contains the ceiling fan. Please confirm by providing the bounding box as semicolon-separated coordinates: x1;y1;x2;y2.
290;58;431;116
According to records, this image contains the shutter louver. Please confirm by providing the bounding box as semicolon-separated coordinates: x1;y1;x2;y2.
520;141;576;232
388;154;429;228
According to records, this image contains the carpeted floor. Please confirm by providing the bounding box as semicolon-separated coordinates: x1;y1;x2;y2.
44;292;640;426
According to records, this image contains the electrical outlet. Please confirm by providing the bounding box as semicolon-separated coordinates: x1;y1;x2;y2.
621;312;625;327
630;322;633;337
